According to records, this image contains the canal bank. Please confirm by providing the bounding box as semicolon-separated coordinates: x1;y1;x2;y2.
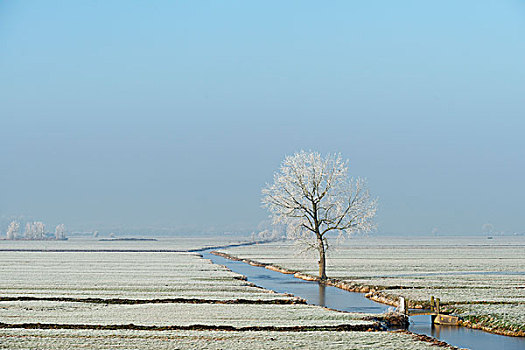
203;250;525;350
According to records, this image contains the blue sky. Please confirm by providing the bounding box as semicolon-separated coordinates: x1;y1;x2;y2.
1;1;524;235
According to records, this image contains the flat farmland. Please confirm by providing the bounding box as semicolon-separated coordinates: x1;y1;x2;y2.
221;235;525;335
0;329;443;350
0;251;290;300
0;301;370;327
0;239;447;349
0;236;250;252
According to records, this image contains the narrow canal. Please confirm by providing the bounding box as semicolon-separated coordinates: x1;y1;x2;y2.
202;251;525;350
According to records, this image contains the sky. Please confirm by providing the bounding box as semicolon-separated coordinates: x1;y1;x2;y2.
1;1;524;236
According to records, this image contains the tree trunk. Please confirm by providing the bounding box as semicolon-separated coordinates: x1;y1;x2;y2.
317;236;327;280
313;202;326;280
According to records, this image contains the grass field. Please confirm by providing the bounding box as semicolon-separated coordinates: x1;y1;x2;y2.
0;301;371;327
0;251;292;301
0;329;444;350
221;235;525;335
0;236;249;251
0;238;457;349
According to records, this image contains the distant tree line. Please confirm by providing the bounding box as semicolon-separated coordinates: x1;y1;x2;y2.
5;221;67;240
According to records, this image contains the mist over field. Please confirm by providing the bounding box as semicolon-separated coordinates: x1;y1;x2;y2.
1;1;524;237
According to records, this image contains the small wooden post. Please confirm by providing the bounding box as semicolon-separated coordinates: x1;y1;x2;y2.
430;296;435;312
398;297;406;315
436;298;440;314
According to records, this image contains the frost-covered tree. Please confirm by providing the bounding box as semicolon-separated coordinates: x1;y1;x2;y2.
24;221;45;240
256;220;285;241
6;221;20;240
262;151;377;280
482;223;494;235
55;224;66;240
24;222;32;239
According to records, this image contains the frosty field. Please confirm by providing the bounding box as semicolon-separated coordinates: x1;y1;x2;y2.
0;329;444;350
0;301;370;327
0;238;458;349
0;236;249;252
0;251;291;300
221;235;525;334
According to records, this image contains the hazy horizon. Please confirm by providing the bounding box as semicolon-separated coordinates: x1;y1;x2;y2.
1;1;524;236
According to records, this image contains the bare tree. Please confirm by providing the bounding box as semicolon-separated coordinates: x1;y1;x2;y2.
262;151;377;280
482;223;494;235
24;222;33;239
24;221;45;240
55;224;66;240
256;220;286;241
6;221;20;240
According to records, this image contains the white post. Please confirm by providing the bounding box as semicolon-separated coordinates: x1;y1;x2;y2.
398;297;406;314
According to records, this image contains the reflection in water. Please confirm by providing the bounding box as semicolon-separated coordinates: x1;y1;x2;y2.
432;323;441;339
318;284;325;306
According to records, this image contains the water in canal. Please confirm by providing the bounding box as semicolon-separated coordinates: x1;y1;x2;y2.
202;251;525;350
